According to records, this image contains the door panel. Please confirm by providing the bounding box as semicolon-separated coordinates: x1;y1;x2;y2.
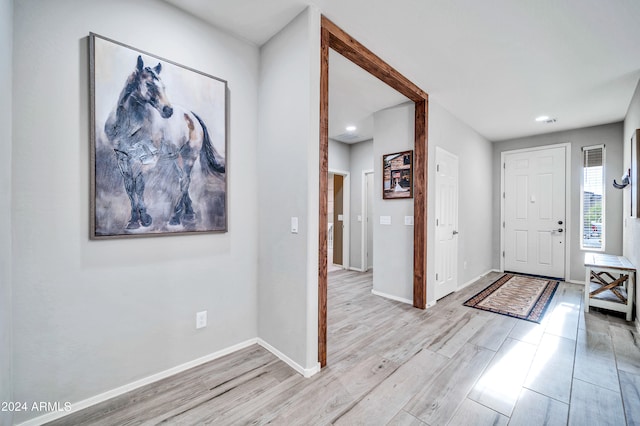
538;174;553;218
504;146;566;278
515;230;528;262
435;147;459;300
516;175;529;219
537;231;552;265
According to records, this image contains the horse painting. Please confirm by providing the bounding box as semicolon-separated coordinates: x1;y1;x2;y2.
97;53;226;235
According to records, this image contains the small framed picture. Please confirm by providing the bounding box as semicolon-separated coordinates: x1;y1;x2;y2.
382;150;413;199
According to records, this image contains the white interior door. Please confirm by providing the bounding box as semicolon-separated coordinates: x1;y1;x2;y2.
503;146;566;278
435;147;459;300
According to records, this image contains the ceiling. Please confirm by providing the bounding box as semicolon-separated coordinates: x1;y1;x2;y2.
328;50;409;143
164;0;640;142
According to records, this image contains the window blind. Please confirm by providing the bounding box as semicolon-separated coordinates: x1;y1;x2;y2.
583;147;603;168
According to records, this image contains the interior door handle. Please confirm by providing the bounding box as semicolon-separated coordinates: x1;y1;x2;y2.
453;230;459;235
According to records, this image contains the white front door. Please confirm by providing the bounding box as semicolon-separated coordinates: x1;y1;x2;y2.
435;147;459;300
503;146;566;278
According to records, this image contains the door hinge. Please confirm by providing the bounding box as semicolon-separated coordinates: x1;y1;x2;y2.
502;251;505;258
436;273;439;281
503;163;506;169
436;218;439;226
503;192;505;199
437;164;440;172
503;221;505;228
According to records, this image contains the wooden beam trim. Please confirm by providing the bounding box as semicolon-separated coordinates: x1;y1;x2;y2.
413;100;427;309
322;16;428;103
319;14;429;368
318;26;330;368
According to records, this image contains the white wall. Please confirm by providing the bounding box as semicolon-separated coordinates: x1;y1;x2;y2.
492;123;624;282
373;103;415;302
12;1;259;423
623;79;640;329
329;138;351;172
1;0;13;424
370;100;494;306
427;100;494;305
327;138;374;271
257;6;321;373
328;138;351;269
349;140;374;270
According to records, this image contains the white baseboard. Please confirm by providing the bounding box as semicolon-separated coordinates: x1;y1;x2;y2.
18;338;320;426
257;339;320;378
371;289;413;305
349;266;366;272
17;337;323;425
16;338;260;426
456;269;498;292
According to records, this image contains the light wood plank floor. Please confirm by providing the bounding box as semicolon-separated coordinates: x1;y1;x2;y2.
47;270;640;425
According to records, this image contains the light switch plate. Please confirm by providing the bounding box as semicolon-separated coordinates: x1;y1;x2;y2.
404;216;414;226
291;217;298;233
380;215;391;225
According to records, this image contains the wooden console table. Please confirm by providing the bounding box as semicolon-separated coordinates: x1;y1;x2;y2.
584;253;636;321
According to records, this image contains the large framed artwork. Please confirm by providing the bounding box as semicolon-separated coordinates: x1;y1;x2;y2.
382;150;413;199
89;33;227;238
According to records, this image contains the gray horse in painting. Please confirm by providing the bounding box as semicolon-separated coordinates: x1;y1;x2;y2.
104;55;225;230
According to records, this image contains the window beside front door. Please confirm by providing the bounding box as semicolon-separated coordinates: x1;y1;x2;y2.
581;145;605;251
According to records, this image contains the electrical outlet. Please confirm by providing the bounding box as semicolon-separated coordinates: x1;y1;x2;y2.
196;311;207;329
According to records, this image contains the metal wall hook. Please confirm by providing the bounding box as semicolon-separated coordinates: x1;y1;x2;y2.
613;169;630;189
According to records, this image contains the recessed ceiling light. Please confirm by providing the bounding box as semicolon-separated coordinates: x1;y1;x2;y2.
346;125;357;132
535;115;557;124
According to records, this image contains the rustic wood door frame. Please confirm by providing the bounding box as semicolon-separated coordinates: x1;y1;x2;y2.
319;16;429;367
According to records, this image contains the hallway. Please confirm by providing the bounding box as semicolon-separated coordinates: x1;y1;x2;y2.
48;270;640;425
